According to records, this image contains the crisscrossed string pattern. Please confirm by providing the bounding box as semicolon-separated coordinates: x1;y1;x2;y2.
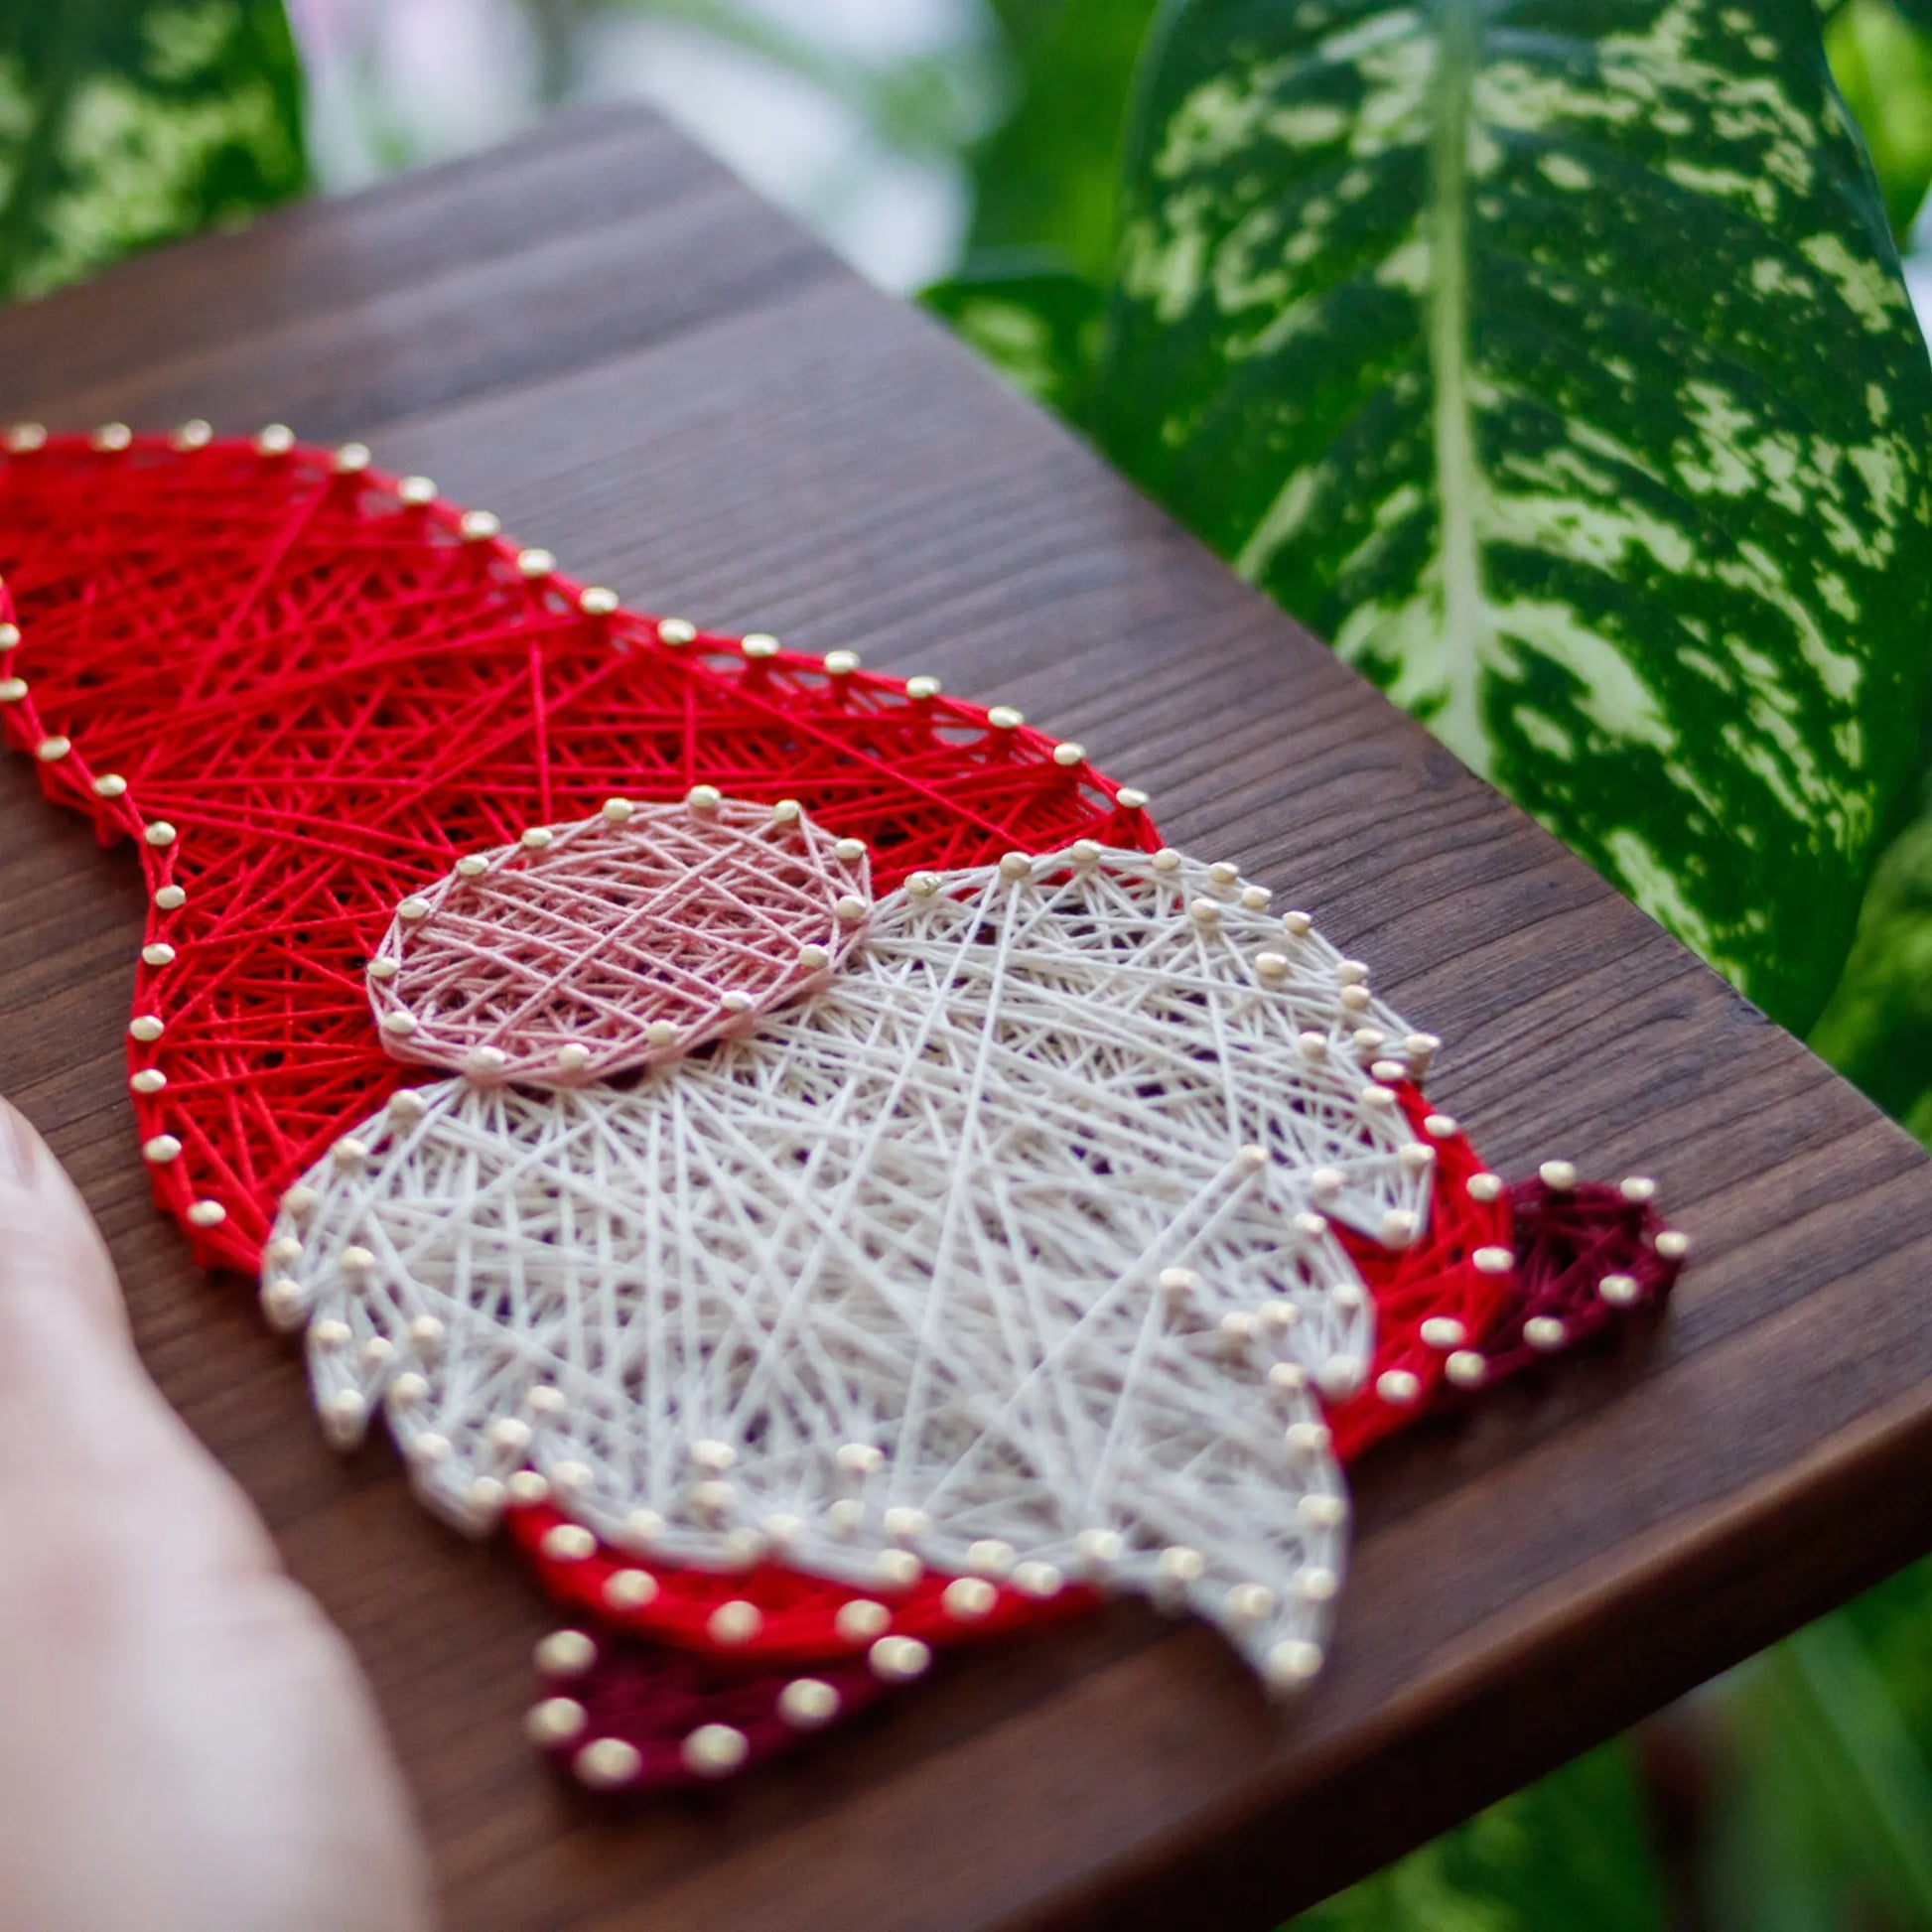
0;427;1689;1795
1485;1176;1682;1376
371;796;875;1083
0;429;1152;1268
526;1631;894;1787
276;837;1446;1681
507;1496;1100;1663
0;426;1168;1732
1327;1084;1514;1455
508;1156;1682;1793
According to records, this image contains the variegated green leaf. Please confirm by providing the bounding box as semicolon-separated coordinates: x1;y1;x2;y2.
923;258;1106;419
1100;0;1932;1027
0;0;307;303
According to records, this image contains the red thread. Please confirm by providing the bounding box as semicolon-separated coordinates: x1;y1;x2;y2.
533;1638;891;1789
0;433;1154;1268
1326;1085;1513;1457
1478;1176;1681;1382
508;1500;1098;1664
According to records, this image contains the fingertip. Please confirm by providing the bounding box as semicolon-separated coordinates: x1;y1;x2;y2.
0;1095;43;1187
0;1099;257;1545
0;1096;129;1340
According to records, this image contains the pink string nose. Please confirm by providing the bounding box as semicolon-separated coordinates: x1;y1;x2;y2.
366;792;872;1084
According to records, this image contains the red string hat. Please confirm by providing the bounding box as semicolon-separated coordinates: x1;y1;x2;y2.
0;426;1687;1790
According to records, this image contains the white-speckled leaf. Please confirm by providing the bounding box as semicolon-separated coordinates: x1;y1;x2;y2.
923;260;1107;418
0;0;306;302
1100;0;1932;1027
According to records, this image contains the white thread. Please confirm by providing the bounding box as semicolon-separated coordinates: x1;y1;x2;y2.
276;829;1432;1679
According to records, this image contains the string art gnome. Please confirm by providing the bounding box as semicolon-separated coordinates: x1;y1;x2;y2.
0;426;1687;1793
278;797;1430;1687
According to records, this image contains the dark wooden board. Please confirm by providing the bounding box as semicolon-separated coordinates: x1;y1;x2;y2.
2;105;1930;1932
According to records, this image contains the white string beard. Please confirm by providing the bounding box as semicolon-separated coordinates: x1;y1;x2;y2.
264;803;1438;1686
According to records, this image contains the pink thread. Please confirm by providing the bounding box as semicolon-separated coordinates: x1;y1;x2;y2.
372;796;871;1083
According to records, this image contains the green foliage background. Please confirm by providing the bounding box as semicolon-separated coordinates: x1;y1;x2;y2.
0;0;305;301
1098;0;1932;1034
7;2;1932;1924
938;7;1932;1924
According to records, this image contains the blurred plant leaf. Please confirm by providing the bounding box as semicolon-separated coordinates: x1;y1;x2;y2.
1703;1699;1853;1932
563;0;999;161
922;254;1105;421
1099;0;1932;1031
0;0;307;303
1835;1557;1932;1762
1289;1742;1664;1931
1810;771;1932;1135
1710;1618;1932;1931
964;0;1159;285
1827;0;1932;237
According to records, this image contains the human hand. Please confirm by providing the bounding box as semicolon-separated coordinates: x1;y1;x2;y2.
0;1099;432;1931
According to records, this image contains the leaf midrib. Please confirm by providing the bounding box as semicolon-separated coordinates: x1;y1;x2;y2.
1427;0;1489;774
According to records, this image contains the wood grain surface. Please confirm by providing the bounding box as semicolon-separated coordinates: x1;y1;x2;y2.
2;106;1930;1932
